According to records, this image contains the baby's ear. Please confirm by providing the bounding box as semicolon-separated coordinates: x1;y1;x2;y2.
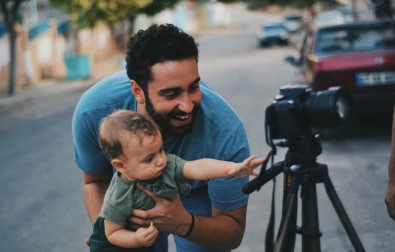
111;159;126;172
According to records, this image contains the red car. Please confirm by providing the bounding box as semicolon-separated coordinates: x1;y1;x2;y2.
286;20;395;116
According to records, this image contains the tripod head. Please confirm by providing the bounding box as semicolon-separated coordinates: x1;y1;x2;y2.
242;129;323;194
283;130;321;168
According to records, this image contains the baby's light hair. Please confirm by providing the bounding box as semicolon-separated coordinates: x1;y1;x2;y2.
99;110;159;160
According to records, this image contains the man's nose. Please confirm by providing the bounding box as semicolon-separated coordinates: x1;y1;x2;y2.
178;94;194;113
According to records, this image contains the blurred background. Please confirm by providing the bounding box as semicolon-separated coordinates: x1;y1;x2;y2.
1;0;395;251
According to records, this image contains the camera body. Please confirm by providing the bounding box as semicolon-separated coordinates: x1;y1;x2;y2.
266;85;352;140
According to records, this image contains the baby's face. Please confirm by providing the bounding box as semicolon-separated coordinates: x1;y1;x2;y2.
121;132;167;181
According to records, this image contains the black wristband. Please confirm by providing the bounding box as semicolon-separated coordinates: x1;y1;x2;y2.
178;212;195;238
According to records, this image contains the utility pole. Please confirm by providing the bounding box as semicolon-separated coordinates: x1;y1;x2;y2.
0;0;24;96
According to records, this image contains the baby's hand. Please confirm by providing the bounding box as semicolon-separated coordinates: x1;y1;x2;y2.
135;222;158;247
228;155;264;178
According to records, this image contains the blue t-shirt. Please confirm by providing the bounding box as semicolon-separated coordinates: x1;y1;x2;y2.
72;71;251;252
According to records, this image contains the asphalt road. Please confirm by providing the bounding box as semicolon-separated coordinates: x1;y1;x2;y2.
0;8;394;252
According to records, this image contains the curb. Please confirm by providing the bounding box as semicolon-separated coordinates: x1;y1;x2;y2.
0;77;99;111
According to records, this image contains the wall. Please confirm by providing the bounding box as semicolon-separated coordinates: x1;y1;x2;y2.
0;20;118;95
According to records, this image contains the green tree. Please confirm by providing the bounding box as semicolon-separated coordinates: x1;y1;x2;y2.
50;0;151;29
50;0;184;30
0;0;24;96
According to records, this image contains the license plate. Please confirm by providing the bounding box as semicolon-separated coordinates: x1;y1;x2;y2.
355;71;395;86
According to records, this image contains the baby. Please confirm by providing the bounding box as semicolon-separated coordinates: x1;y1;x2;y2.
89;110;263;251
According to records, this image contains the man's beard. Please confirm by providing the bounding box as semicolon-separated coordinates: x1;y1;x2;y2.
145;96;200;137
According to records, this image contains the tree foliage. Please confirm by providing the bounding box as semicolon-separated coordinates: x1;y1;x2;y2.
141;0;181;16
50;0;152;28
50;0;187;29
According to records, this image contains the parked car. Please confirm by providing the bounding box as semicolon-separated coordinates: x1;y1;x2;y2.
257;23;289;48
283;14;304;33
285;20;395;116
313;10;346;28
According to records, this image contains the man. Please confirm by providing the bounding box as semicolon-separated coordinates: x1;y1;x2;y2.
385;110;395;220
72;24;251;251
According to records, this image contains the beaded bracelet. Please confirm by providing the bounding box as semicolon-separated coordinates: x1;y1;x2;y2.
178;212;195;238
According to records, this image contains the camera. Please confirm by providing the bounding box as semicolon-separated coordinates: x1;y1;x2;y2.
266;84;352;140
242;85;364;251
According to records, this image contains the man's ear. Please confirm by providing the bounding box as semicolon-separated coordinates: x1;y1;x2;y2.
111;158;126;173
131;80;145;104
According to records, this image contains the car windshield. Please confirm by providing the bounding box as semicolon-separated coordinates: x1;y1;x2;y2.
264;25;285;33
314;22;395;55
285;16;302;22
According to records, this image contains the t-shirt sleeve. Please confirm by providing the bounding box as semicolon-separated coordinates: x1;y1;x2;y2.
100;177;135;226
167;154;191;197
72;106;111;174
101;202;129;226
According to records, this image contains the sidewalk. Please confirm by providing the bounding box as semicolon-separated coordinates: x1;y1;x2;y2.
0;53;125;111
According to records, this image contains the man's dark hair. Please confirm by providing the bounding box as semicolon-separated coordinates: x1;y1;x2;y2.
125;24;199;93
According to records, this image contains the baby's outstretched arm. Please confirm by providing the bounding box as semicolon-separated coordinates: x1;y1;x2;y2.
183;155;264;180
227;155;263;177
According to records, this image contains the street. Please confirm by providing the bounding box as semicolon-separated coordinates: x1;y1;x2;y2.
0;10;394;252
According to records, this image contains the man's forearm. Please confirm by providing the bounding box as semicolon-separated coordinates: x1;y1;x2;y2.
83;182;109;223
187;206;247;249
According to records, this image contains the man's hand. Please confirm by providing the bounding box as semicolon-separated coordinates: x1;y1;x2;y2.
385;178;395;220
131;184;247;249
130;184;191;235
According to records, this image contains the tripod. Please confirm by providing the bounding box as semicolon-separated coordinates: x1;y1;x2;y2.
243;131;365;252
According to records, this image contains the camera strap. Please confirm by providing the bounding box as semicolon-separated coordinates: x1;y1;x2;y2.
265;150;276;252
263;104;277;251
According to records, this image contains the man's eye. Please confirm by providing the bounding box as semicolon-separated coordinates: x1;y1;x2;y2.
144;157;154;163
164;93;178;99
189;84;199;92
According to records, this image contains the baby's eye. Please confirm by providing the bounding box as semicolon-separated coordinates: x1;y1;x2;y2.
144;156;154;163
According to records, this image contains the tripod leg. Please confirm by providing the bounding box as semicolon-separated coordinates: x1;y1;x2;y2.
274;177;298;252
301;183;321;252
324;177;366;252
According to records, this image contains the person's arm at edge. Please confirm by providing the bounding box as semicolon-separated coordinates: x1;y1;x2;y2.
83;170;112;224
385;110;395;220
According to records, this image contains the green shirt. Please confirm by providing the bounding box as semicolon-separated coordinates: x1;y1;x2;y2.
99;154;191;229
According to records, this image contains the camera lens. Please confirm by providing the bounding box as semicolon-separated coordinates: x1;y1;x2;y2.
336;96;350;120
306;86;352;127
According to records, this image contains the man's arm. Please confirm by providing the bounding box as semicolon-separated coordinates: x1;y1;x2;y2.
187;206;247;249
82;171;112;223
131;185;246;249
385;111;395;220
